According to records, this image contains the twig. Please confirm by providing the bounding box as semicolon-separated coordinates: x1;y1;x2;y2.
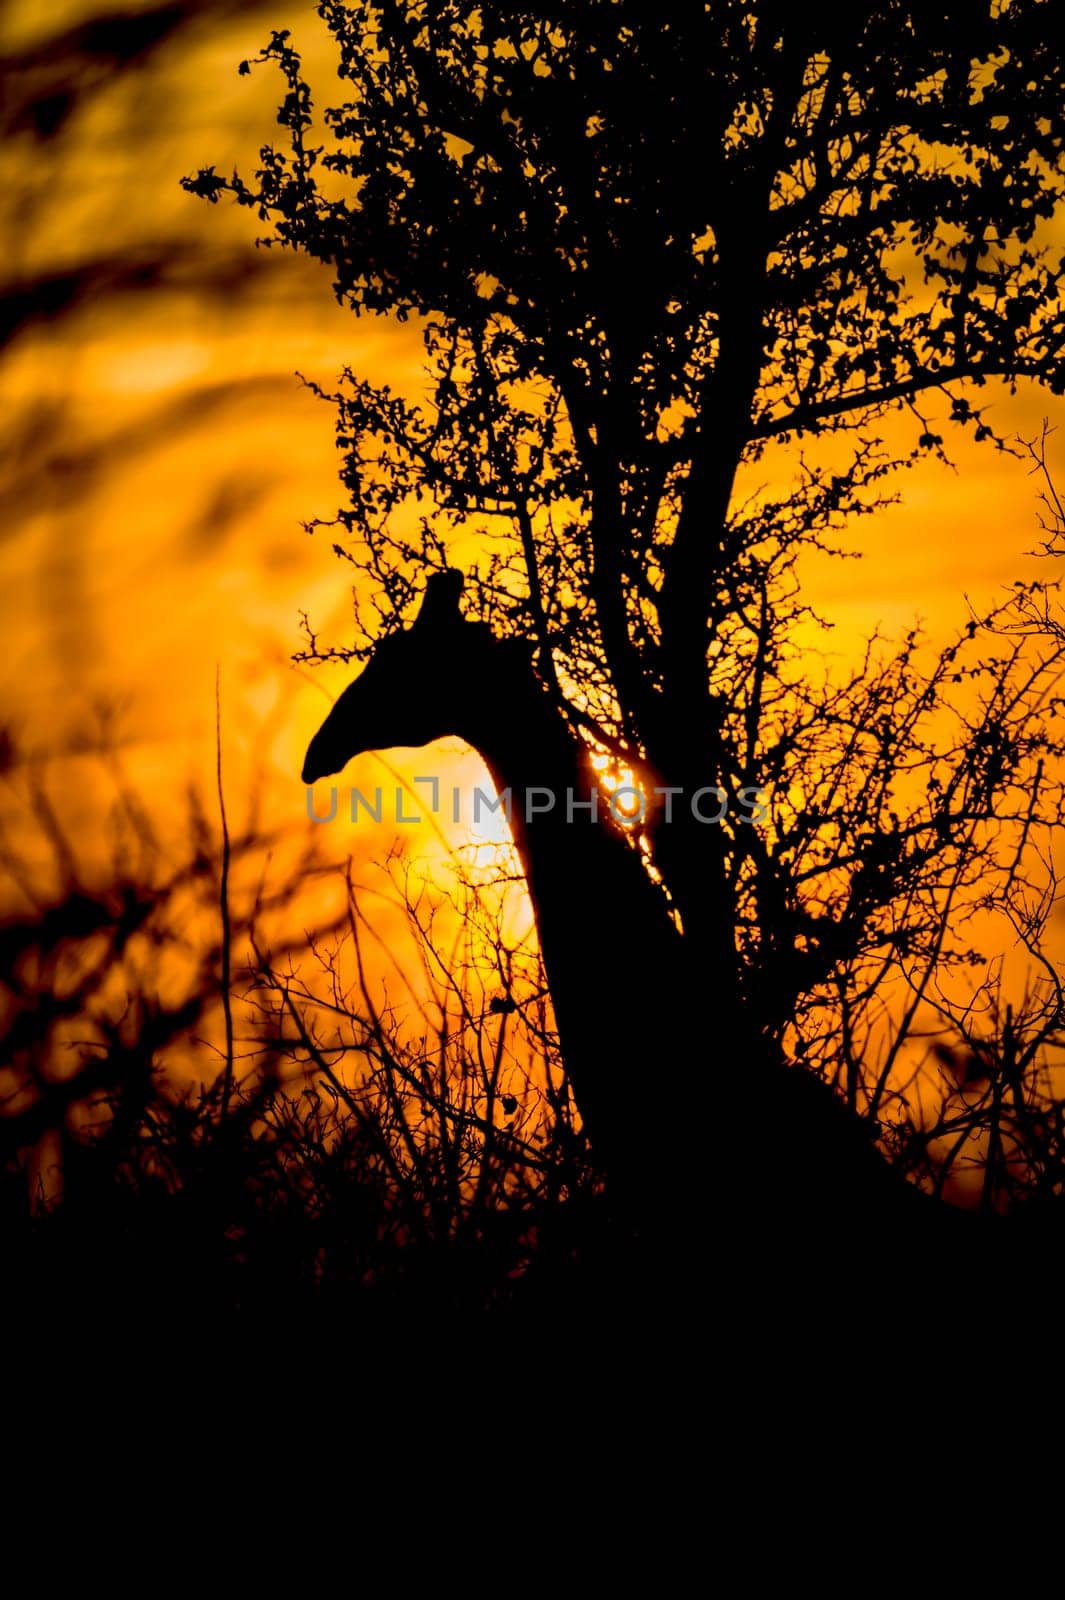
216;666;235;1135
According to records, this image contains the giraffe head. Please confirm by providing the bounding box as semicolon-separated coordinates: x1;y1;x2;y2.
301;570;520;783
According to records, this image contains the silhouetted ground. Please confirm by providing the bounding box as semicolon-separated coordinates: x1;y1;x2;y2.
5;1040;1061;1372
3;837;1062;1390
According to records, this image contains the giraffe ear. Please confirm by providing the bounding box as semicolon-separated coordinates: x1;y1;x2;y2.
414;569;465;631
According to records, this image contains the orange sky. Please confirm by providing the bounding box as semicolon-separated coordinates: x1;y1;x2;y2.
2;1;1064;1056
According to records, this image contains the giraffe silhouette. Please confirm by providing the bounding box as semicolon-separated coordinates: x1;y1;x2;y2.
301;570;990;1301
302;570;684;1191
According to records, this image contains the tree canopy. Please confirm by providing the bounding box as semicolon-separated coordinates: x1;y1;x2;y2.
185;2;1065;1211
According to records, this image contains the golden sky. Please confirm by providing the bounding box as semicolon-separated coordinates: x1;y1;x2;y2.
2;0;1064;1227
2;0;1063;963
0;1;545;1117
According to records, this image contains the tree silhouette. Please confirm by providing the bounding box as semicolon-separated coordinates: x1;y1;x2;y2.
185;4;1065;1250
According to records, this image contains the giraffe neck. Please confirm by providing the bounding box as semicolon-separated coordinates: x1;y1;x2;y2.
462;676;647;931
458;674;685;1158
